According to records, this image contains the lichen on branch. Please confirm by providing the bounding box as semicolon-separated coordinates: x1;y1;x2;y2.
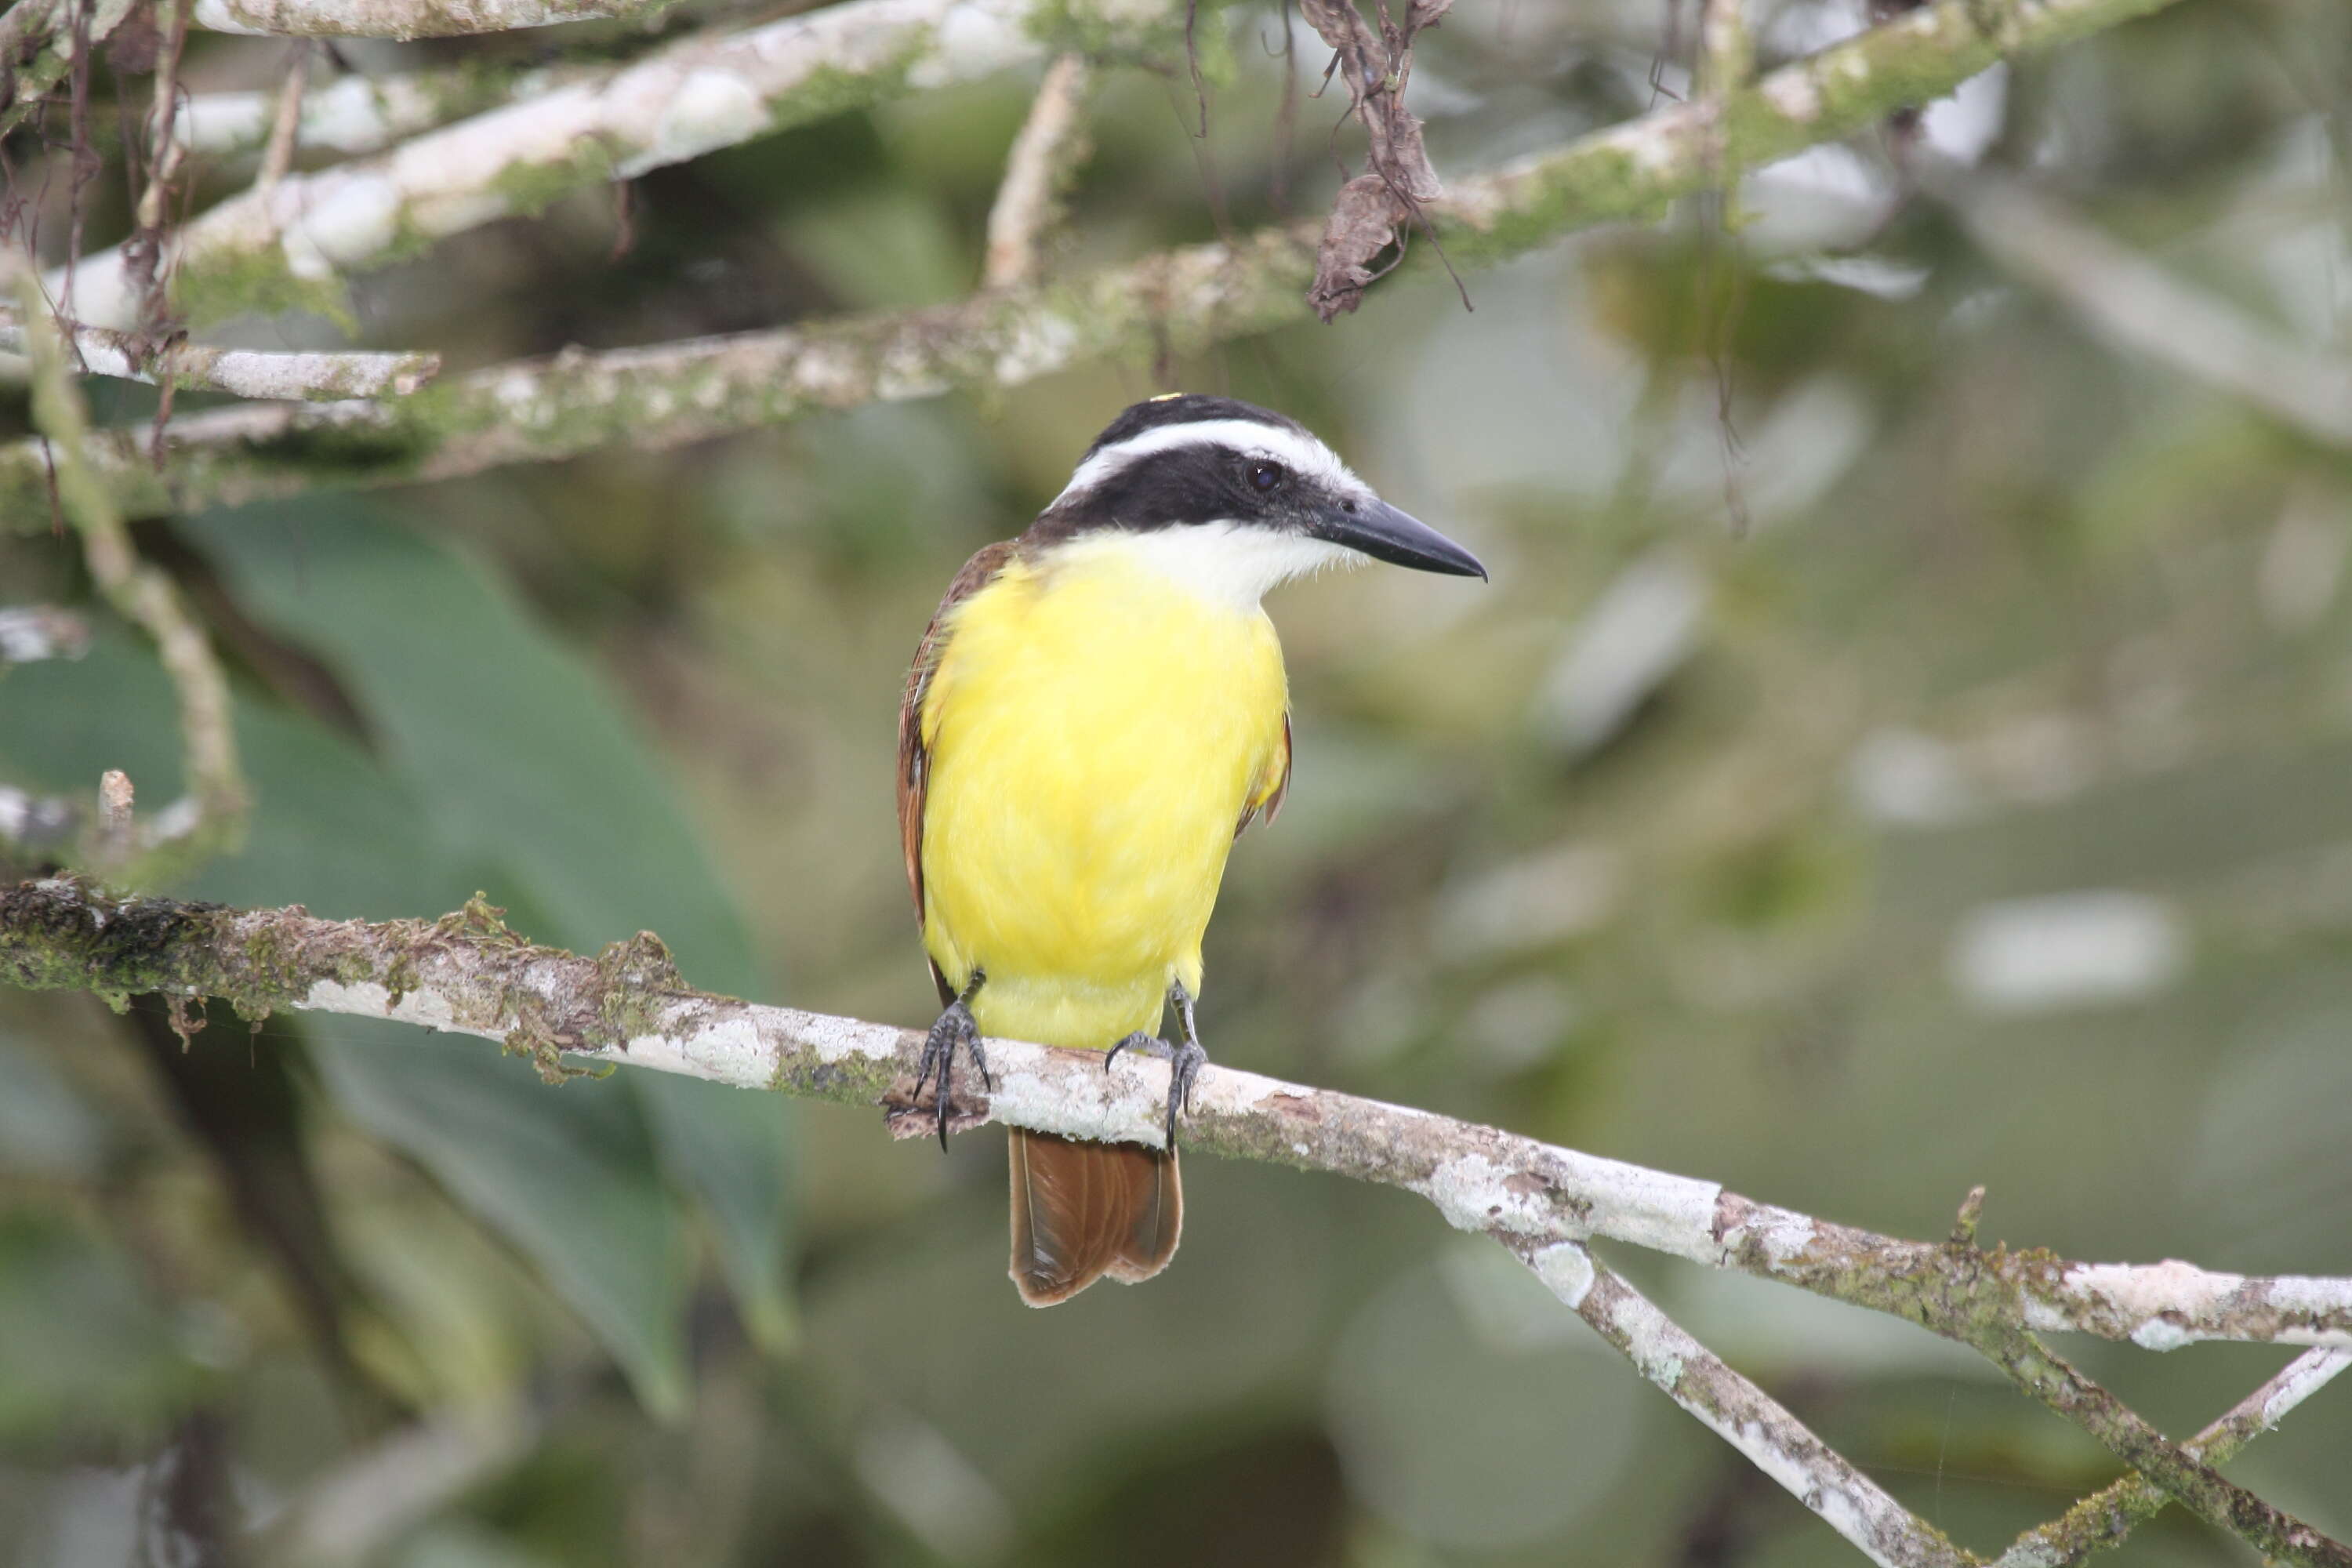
49;0;1203;331
3;877;2346;1563
186;0;670;38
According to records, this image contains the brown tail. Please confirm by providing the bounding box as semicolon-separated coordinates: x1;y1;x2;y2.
1007;1129;1181;1306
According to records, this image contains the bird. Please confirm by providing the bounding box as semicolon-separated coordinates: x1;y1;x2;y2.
896;393;1486;1305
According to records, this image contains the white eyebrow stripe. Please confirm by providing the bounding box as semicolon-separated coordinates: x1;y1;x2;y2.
1053;419;1366;503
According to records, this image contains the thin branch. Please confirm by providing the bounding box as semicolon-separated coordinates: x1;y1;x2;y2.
119;0;196;347
252;38;313;196
186;0;670;38
1994;1348;2352;1567
0;303;441;396
1693;0;1753;532
49;0;1200;328
982;53;1094;292
0;0;2204;521
4;880;2345;1562
2;257;246;879
0;603;90;664
1511;1238;1973;1567
1967;1323;2347;1566
1924;162;2352;448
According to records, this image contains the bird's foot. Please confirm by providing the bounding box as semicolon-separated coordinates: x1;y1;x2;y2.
1104;1029;1207;1152
899;972;992;1149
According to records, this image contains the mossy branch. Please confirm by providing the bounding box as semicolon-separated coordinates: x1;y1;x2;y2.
46;0;1207;332
0;0;2198;524
2;877;2346;1566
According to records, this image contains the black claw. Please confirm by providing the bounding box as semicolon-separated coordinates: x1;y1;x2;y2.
1163;1038;1206;1149
916;968;988;1149
1103;981;1211;1152
1105;1031;1158;1073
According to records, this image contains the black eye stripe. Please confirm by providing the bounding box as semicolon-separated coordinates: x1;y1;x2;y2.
1033;438;1321;543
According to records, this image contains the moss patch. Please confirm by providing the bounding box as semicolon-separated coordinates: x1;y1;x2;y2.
488;139;620;220
171;248;355;333
0;880;711;1087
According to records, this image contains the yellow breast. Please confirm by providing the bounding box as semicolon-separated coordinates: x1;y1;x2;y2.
919;539;1290;1050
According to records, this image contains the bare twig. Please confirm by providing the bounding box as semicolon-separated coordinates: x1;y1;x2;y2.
2;877;2345;1564
0;0;2205;522
1693;0;1752;533
2;255;246;879
50;0;1200;329
982;53;1094;291
122;0;194;338
253;38;312;196
1994;1348;2352;1567
0;603;90;663
0;303;441;396
93;766;134;865
1926;163;2352;448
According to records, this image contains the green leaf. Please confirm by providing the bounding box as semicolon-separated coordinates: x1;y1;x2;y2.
0;501;799;1408
633;1073;797;1352
0;622;183;800
0;619;453;920
0;1214;209;1445
182;501;795;1377
310;1022;695;1421
0;1033;110;1181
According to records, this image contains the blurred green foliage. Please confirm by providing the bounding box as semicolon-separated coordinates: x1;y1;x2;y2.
3;0;2351;1562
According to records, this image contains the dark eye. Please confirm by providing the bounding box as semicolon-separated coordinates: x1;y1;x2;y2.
1249;462;1286;492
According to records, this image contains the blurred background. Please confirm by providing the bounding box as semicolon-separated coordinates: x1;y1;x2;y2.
2;0;2350;1560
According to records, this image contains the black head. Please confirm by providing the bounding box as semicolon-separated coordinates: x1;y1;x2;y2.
1029;394;1487;583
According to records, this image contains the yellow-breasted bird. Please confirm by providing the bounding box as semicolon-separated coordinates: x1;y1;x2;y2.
897;394;1486;1305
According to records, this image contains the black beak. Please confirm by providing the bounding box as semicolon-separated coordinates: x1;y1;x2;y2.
1308;499;1488;579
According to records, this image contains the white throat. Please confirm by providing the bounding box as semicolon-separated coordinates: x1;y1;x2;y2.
1055;524;1362;614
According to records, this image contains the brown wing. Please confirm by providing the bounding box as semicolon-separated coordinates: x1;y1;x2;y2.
898;541;1019;991
1236;710;1293;839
